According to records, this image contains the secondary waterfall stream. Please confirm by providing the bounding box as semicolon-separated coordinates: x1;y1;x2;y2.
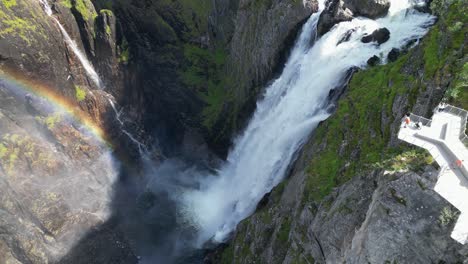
37;0;149;154
39;0;103;89
179;0;436;248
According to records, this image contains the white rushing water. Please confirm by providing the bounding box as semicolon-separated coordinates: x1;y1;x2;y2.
39;0;103;89
183;0;436;245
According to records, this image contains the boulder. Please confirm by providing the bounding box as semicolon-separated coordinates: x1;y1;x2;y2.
387;48;400;62
317;0;354;36
337;28;356;45
317;0;390;36
367;55;381;66
361;27;390;44
344;0;390;18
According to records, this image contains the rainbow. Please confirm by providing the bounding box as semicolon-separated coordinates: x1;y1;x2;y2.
0;67;111;146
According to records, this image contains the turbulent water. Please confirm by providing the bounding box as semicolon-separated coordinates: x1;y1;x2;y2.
181;0;436;247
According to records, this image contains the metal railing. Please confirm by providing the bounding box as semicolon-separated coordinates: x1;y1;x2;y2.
409;113;432;127
435;104;468;147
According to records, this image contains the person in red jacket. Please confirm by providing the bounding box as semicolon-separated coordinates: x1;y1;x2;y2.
403;113;411;128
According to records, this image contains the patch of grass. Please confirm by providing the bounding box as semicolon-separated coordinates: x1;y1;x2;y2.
74;85;86;101
447;62;468;109
372;149;434;173
438;206;459;227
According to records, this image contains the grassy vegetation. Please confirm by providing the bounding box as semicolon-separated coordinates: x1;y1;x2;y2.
180;44;231;129
276;216;292;244
301;0;467;203
372;149;434;173
2;0;17;9
438;206;459;227
74;85;86;101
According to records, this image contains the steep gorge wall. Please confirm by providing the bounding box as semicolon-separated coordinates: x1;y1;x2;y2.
216;0;468;263
0;0;322;262
92;0;318;157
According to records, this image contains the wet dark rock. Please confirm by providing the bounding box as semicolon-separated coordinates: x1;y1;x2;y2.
336;28;356;45
317;0;390;36
345;0;390;18
413;0;432;13
317;0;354;36
361;27;390;44
388;48;401;62
367;55;381;66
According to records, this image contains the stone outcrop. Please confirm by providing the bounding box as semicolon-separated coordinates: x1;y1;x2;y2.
317;0;390;36
361;27;390;44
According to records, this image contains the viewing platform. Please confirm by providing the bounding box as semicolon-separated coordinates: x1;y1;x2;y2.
398;104;468;244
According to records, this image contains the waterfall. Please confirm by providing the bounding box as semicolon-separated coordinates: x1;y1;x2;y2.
108;98;149;156
39;0;103;89
37;0;151;155
182;0;436;245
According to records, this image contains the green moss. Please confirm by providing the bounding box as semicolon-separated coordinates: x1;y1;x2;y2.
220;244;234;264
2;0;17;8
180;44;230;129
44;113;62;129
7;147;18;172
118;37;130;63
390;188;407;206
0;143;7;158
0;17;37;45
105;24;111;35
73;0;97;21
438;206;459;226
60;0;72;8
74;85;86;101
276;217;291;244
99;9;113;16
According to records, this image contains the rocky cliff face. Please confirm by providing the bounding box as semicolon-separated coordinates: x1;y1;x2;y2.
0;0;319;262
92;0;318;156
215;0;468;262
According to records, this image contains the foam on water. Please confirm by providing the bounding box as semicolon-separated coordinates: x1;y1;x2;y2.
182;0;436;245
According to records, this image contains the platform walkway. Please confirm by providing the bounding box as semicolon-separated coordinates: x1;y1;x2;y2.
398;105;468;244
